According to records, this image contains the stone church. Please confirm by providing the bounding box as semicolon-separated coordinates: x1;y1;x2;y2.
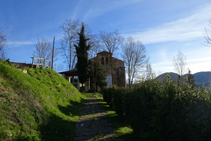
59;51;126;91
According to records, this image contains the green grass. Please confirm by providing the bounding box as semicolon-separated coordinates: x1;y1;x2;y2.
82;92;133;141
0;61;85;140
99;101;133;141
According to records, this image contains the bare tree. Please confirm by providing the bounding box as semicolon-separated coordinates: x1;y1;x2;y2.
144;64;156;80
204;20;211;47
99;30;124;84
99;30;123;55
0;29;6;60
173;51;186;85
60;19;81;70
121;36;149;88
33;38;57;66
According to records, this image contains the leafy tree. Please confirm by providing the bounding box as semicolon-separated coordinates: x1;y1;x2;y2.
60;19;93;70
88;60;106;91
74;23;91;91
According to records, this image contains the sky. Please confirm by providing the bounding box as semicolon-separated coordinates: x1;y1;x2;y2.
1;0;211;76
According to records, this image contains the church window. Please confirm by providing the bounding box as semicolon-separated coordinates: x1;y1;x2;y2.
101;57;104;65
106;57;108;65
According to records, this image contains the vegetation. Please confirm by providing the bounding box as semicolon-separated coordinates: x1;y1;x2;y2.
103;77;211;140
74;23;91;90
83;92;133;141
0;60;85;140
88;60;107;91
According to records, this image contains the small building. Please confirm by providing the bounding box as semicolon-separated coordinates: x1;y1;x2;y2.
59;51;126;91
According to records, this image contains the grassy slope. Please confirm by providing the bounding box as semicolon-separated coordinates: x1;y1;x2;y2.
0;61;85;141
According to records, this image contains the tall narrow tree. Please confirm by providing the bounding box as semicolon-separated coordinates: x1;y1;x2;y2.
74;23;91;91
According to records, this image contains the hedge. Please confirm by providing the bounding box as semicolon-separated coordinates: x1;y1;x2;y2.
102;79;211;140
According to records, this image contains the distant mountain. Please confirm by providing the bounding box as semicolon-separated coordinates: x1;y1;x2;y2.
156;71;211;87
156;72;179;82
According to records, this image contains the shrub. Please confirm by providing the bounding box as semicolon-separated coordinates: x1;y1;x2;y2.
103;78;211;140
112;87;127;119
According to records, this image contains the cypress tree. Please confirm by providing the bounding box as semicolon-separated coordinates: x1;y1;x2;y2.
187;69;195;88
74;23;91;91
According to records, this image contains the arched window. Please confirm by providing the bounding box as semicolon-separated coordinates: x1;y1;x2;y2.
101;57;104;65
106;57;108;65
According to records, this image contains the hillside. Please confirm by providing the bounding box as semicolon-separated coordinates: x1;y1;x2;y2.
156;71;211;87
0;60;85;141
156;72;179;82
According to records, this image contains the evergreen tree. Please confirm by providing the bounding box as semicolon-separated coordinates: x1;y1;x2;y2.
88;60;107;91
74;23;91;91
187;69;195;89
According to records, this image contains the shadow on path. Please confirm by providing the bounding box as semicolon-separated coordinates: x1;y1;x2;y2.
74;95;130;141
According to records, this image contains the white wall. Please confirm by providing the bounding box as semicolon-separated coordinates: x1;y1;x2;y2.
106;75;112;87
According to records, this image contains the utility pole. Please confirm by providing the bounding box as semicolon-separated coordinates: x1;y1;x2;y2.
52;36;55;69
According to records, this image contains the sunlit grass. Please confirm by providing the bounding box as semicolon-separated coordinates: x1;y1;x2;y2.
0;61;85;140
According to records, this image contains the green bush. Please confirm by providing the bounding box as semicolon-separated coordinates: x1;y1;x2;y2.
102;88;108;103
103;78;211;140
102;87;113;107
112;87;126;119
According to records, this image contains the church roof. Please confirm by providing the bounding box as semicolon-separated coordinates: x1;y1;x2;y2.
59;69;77;76
97;51;112;54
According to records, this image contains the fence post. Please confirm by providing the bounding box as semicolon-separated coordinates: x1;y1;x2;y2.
44;59;45;68
31;57;34;68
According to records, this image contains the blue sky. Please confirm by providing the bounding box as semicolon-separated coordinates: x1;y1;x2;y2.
1;0;211;75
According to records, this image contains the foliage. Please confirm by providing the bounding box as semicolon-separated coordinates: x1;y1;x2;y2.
88;60;107;90
0;61;85;140
74;23;91;90
102;77;211;140
187;69;195;88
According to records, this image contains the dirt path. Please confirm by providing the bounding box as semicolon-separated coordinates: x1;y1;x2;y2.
74;95;122;141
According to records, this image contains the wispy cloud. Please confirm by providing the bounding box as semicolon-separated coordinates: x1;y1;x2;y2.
8;40;35;47
83;0;144;21
71;0;82;20
125;4;211;44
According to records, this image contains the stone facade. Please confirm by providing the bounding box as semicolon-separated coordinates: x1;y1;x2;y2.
91;51;126;88
60;51;126;91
